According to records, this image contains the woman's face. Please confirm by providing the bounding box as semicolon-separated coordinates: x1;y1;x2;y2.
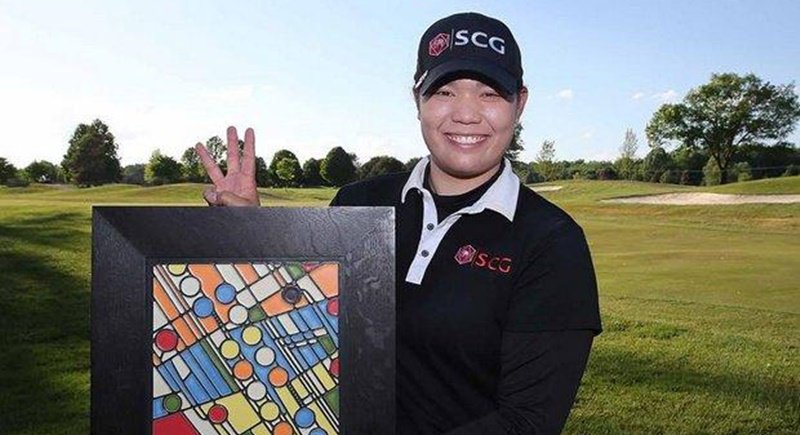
418;78;527;180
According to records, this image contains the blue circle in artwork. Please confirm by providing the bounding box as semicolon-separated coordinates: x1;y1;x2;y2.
193;297;214;318
309;429;327;435
215;283;236;304
294;407;315;428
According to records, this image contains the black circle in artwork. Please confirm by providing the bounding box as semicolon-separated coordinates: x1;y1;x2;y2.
281;285;302;304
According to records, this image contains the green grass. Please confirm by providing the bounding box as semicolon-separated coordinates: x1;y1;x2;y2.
0;177;798;434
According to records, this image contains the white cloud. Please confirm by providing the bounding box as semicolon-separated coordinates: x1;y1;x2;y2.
631;91;645;100
653;89;678;103
581;131;593;140
557;89;574;100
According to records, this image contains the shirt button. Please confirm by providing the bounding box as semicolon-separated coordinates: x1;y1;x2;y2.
426;223;434;230
420;250;429;257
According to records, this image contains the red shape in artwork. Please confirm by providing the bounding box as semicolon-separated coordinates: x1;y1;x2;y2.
330;357;339;377
155;329;179;352
326;298;339;316
153;412;199;435
208;404;228;424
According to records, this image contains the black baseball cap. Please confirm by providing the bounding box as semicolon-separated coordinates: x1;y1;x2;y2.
413;12;523;96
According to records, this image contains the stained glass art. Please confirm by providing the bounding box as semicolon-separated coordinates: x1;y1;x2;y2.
151;261;341;435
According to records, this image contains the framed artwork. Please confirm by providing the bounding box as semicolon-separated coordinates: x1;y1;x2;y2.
92;207;396;435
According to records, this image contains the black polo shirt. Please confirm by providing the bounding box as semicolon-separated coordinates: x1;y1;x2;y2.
330;158;601;434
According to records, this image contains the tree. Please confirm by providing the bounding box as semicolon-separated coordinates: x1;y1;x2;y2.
23;160;60;183
122;164;146;185
703;157;721;186
615;128;639;180
302;158;325;186
268;150;303;187
0;158;18;183
646;73;800;184
404;157;422;171
535;140;558;181
145;150;183;185
181;147;208;183
204;136;226;164
358;156;405;180
506;123;524;162
320;147;357;187
62;119;122;186
670;146;707;185
255;156;270;188
274;157;302;187
642;146;673;182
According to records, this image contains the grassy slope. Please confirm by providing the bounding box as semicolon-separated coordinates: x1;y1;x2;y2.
0;178;797;434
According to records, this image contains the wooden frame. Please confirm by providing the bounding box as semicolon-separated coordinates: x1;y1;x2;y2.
92;206;395;434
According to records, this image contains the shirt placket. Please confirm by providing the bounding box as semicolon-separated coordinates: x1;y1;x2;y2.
404;188;483;285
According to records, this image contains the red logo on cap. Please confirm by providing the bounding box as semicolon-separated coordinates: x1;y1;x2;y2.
429;33;450;57
454;244;477;264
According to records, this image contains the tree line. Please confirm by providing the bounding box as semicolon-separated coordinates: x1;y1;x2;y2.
1;72;798;188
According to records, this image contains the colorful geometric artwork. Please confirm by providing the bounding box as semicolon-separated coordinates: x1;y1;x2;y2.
151;261;340;435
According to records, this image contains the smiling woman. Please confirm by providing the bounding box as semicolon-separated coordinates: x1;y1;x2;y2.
199;11;601;435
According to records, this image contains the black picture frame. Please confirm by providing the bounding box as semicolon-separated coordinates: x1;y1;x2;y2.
91;206;395;435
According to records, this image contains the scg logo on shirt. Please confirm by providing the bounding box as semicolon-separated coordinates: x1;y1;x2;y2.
454;244;512;274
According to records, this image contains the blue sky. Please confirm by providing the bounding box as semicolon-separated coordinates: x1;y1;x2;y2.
1;0;798;168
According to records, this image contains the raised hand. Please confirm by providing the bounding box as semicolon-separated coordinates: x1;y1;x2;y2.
196;126;260;207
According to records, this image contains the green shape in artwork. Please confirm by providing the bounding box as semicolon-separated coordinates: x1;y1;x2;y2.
200;338;239;391
319;335;336;355
324;387;339;417
163;394;182;413
285;263;306;280
248;305;266;323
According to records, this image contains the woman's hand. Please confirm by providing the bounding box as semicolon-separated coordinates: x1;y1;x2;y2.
196;126;260;207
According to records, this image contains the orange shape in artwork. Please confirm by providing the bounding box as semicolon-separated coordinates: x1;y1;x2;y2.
233;360;254;380
234;263;260;284
268;367;289;387
273;421;294;435
187;265;231;323
309;263;339;298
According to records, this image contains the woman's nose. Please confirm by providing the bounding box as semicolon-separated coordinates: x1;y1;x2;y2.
450;96;482;124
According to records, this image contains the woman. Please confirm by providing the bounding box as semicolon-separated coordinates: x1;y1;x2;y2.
198;12;601;435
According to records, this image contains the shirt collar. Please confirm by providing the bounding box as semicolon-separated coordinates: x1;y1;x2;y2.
400;156;520;222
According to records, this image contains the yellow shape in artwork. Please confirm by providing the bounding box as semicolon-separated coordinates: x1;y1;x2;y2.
308;401;336;435
290;376;309;399
312;361;336;390
167;264;187;275
220;340;240;359
242;326;262;346
250;424;271;435
214;392;260;432
275;385;300;415
259;401;280;421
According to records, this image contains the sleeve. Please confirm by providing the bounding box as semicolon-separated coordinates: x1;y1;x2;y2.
443;330;595;435
504;220;602;334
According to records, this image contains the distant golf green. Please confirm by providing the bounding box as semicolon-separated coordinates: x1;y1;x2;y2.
1;177;798;434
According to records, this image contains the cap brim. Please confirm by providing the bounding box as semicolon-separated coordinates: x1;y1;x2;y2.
416;59;518;96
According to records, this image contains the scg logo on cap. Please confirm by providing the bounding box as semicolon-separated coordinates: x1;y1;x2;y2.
454;29;505;55
429;33;450;57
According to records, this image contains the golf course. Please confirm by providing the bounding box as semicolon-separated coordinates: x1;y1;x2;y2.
1;176;798;434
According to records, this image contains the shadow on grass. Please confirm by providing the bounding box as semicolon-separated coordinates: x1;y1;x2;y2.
0;211;91;432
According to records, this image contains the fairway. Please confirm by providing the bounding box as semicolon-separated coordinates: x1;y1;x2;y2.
1;178;798;434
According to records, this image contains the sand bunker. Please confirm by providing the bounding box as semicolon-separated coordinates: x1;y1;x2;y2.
603;192;800;205
531;185;563;192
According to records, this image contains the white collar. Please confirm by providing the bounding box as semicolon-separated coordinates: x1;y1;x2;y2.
400;156;520;222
